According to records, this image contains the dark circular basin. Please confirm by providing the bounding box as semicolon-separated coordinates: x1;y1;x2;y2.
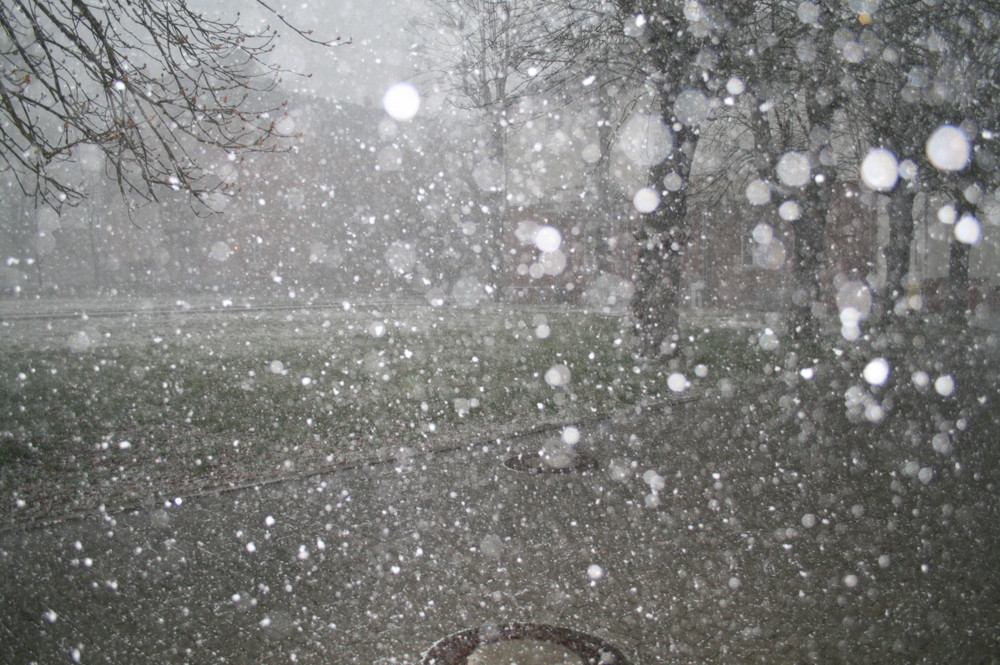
421;622;630;665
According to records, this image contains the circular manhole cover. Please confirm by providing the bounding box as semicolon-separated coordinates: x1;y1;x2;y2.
422;623;629;665
503;452;598;474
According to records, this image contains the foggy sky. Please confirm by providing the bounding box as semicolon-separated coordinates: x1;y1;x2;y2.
248;0;426;105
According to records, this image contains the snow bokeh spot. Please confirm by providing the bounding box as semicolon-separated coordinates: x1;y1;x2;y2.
752;222;773;245
862;358;890;386
662;172;684;192
534;225;563;253
726;77;745;96
779;200;802;221
67;330;93;353
934;374;955;397
937;204;957;225
797;2;820;24
776;151;811;188
860;148;899;191
926;124;971;171
382;82;420;121
618;114;673;166
745;179;771;206
758;328;780;351
954;214;981;245
836;281;873;341
581;143;602;164
673;88;710;126
899;159;918;181
632;187;660;213
209;241;233;262
667;372;688;392
545;364;572;387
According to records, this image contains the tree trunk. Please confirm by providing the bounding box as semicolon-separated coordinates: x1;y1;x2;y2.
789;177;831;343
484;108;507;301
947;236;971;324
592;97;624;276
629;116;695;359
790;65;838;344
880;187;916;323
88;211;103;292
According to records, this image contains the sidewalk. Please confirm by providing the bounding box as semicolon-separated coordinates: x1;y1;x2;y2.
2;388;997;664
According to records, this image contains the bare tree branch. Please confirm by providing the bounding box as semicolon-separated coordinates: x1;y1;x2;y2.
0;0;347;212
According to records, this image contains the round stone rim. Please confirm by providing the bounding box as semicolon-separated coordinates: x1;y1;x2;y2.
503;452;598;474
421;622;630;665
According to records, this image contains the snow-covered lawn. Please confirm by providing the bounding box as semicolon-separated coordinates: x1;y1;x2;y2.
1;303;691;523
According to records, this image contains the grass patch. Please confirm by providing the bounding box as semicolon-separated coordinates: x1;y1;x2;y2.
0;304;782;521
0;441;31;466
9;301;991;524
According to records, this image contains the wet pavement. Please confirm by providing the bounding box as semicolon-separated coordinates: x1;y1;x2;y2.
2;386;998;664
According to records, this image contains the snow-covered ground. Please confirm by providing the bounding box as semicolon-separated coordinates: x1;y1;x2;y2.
2;385;996;663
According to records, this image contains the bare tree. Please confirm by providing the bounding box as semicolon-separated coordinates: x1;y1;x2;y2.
608;0;771;357
620;0;999;346
415;0;598;297
823;0;1000;326
0;0;344;212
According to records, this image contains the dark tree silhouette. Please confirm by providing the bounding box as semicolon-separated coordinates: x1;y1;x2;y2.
0;0;345;211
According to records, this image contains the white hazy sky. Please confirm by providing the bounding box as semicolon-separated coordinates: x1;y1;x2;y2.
257;0;427;104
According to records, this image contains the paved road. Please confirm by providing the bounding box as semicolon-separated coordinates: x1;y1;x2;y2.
2;389;998;664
